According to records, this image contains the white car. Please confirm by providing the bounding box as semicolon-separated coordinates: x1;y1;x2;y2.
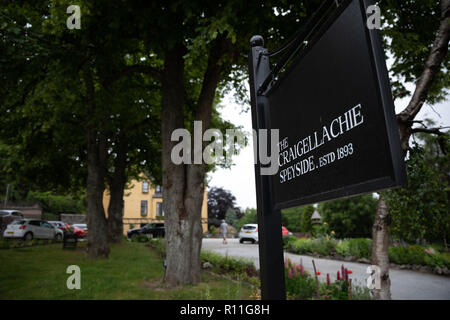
239;224;259;244
48;221;66;230
3;219;63;241
0;210;24;220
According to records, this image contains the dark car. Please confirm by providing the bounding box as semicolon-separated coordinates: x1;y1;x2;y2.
127;223;165;239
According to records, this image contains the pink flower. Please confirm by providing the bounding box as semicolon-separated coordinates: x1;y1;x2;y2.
337;271;341;281
288;268;293;279
293;266;298;278
327;273;330;286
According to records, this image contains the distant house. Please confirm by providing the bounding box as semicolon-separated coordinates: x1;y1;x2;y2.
103;175;208;235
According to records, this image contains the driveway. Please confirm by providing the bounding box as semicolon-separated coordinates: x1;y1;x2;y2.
202;238;450;300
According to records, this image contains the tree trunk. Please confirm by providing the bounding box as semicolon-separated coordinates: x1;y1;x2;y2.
161;43;196;286
161;36;224;286
371;194;391;300
107;180;126;243
84;66;110;259
107;139;128;243
86;129;110;258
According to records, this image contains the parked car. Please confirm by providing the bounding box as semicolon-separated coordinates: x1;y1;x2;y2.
127;223;165;239
73;223;87;231
48;221;66;230
0;210;24;220
0;210;25;237
70;224;87;239
239;224;293;244
48;221;69;239
282;226;293;237
3;219;63;240
239;224;258;244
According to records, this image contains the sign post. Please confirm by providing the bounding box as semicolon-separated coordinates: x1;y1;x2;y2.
248;35;286;300
248;0;406;300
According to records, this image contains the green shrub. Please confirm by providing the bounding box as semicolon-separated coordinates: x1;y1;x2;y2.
234;209;257;232
290;238;311;255
346;238;372;259
388;245;450;268
282;235;297;249
209;226;218;237
424;252;450;268
310;237;336;256
286;237;336;256
336;240;349;256
201;251;256;277
389;245;417;265
26;191;85;215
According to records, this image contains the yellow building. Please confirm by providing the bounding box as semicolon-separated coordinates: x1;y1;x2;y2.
103;175;208;235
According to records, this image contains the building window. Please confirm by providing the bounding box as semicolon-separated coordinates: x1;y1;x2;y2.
141;200;148;216
155;185;162;194
156;202;164;217
142;181;149;193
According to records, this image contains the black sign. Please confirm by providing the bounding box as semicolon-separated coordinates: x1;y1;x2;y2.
266;0;406;210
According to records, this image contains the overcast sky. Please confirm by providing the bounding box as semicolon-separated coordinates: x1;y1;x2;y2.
208;86;450;210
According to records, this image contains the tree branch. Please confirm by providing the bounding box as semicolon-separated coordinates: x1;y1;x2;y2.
195;36;229;126
411;127;449;136
411;127;449;154
397;0;450;124
120;65;162;80
396;0;450;155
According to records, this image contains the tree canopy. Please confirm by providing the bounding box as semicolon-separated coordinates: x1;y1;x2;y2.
385;129;450;246
319;194;378;239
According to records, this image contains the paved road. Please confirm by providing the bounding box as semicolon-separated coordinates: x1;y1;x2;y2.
202;238;450;300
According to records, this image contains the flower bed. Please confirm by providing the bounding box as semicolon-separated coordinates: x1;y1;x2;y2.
283;236;450;274
284;258;370;300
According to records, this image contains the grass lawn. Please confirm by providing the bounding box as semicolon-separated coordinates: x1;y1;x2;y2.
0;241;254;300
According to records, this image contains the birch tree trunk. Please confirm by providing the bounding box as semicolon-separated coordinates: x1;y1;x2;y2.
370;0;449;299
371;194;391;300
